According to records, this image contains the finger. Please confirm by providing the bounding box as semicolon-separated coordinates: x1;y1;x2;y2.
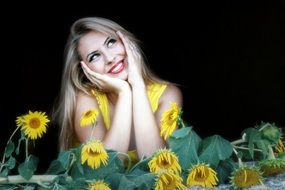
80;61;104;80
116;31;135;55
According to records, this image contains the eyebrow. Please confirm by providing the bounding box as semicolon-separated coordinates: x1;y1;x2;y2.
86;36;111;61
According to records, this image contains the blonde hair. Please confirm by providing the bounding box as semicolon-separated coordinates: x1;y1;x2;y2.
55;17;167;151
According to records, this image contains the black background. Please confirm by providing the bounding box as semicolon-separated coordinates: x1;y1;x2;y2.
1;1;285;172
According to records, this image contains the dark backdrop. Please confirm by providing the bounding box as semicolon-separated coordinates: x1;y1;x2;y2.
1;1;285;172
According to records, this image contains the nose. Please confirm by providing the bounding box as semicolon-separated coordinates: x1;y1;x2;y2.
103;51;115;65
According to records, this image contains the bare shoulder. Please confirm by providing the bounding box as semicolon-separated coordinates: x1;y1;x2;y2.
76;90;99;109
161;84;183;106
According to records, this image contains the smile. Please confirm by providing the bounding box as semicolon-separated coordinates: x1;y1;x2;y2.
108;61;125;74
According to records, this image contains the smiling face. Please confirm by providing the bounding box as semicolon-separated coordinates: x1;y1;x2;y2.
78;31;128;80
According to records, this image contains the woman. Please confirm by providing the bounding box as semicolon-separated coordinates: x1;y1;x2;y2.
56;17;183;159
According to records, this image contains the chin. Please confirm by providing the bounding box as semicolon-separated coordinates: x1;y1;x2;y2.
108;70;128;80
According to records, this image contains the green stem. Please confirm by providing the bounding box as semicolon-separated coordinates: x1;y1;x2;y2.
178;118;185;128
0;175;72;185
64;152;76;175
89;122;97;141
0;125;21;172
233;148;243;167
267;145;276;159
231;139;246;145
25;138;29;160
234;146;263;152
258;123;270;132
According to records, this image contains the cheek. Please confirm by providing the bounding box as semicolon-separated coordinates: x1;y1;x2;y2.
87;63;105;74
116;43;126;54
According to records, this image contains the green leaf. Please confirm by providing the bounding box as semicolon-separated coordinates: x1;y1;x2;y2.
117;175;136;190
129;156;152;174
106;172;136;190
69;148;84;178
23;186;35;190
0;186;15;190
242;128;262;159
5;141;14;158
257;122;281;144
7;156;16;169
45;160;66;174
63;178;86;190
169;127;201;170
127;172;155;189
52;183;67;190
199;135;233;167
255;139;271;159
16;132;26;155
18;155;39;180
171;127;192;138
106;173;125;189
0;167;8;177
58;150;72;170
216;158;236;184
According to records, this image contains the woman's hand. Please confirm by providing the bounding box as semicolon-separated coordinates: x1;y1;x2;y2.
116;31;145;88
81;61;130;93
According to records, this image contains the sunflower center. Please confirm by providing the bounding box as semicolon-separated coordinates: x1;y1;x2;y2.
234;170;260;187
163;175;179;190
195;167;209;181
29;118;41;129
159;159;171;168
164;181;176;190
84;111;93;118
87;149;100;157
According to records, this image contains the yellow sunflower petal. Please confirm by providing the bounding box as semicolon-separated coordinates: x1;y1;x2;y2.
187;163;218;188
160;102;181;140
148;148;181;174
18;111;50;140
154;171;186;190
81;140;109;169
80;109;99;127
88;180;111;190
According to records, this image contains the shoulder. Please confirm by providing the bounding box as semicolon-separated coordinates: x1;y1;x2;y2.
161;84;183;106
76;90;99;108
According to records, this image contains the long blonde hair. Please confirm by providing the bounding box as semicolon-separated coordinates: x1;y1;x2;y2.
55;17;166;151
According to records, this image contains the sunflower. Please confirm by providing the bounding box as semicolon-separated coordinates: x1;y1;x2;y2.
80;109;99;127
148;148;181;174
186;163;218;188
259;159;285;177
16;115;24;127
230;165;264;189
17;111;50;140
154;171;186;190
81;140;108;169
87;180;111;190
275;139;285;155
160;102;181;140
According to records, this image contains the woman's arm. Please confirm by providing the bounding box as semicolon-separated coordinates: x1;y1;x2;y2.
74;87;132;154
132;84;183;158
74;62;133;154
132;84;165;158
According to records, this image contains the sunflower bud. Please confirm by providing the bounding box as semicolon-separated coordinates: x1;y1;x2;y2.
259;122;281;145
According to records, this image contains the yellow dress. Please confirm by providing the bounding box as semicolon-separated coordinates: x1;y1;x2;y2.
91;82;167;165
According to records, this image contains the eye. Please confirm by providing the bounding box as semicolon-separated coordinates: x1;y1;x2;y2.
89;52;101;62
107;38;117;48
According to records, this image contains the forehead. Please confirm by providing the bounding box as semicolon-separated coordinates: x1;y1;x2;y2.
78;31;108;49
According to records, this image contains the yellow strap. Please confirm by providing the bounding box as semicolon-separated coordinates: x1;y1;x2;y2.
147;83;167;112
91;89;110;130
